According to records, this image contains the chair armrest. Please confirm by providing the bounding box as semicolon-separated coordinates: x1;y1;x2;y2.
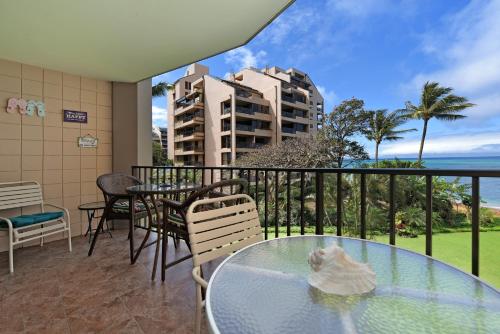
159;198;184;211
44;203;70;221
0;217;13;229
192;267;208;289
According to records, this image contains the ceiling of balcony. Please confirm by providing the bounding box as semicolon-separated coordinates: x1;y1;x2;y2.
0;0;293;82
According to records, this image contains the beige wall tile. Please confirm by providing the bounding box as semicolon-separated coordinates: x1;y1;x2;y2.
81;156;96;169
0;155;21;172
62;99;79;111
43;140;62;155
62;120;80;129
63;128;81;142
97;130;112;144
81;169;96;182
44;97;62;113
81;116;96;130
43;126;62;141
63;182;80;197
63;169;80;183
22;140;43;155
81;194;98;204
0;123;21;139
0;139;21;155
97;117;112;131
0;171;21;182
21;113;42;126
81;181;97;195
81;103;97;117
21;64;43;81
43;183;62;199
44;112;63;128
62;73;80;89
81;90;97;104
97;105;112;119
63;86;80;102
21;125;42;140
22;79;43;96
81;147;97;156
97;93;112;107
97;143;112;156
22;155;42;171
43;169;62;185
0;59;21;77
44;82;62;99
43;69;62;85
63;155;80;170
0;75;21;93
97;80;112;94
0;109;21;125
63;196;81;210
44;155;62;170
21;170;42;184
81;77;97;91
63;141;80;155
97;156;112;171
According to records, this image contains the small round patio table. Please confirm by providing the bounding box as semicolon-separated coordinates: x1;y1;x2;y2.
206;236;500;334
78;201;111;243
126;182;201;279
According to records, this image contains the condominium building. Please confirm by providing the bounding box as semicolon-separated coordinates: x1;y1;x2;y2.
167;63;324;166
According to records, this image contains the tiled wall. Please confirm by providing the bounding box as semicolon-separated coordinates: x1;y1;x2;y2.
0;58;113;251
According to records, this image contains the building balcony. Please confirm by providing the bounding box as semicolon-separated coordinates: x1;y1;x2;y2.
174;131;204;142
174;117;204;130
174;100;204;116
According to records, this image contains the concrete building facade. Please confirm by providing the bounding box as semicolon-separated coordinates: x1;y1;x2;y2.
167;64;324;166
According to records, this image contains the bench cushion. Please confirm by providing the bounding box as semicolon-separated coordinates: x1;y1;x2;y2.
112;200;157;214
1;211;64;228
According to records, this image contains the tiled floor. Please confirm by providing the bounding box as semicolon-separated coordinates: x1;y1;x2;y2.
0;224;220;333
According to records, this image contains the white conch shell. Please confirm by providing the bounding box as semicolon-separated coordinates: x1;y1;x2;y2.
308;244;376;296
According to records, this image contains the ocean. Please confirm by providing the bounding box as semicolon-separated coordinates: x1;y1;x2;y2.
375;157;500;207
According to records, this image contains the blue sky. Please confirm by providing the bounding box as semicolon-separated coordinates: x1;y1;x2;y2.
153;0;500;158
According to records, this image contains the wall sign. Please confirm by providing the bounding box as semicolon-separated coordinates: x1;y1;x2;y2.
64;110;87;123
78;135;98;148
6;98;45;117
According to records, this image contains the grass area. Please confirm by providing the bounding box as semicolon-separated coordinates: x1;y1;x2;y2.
263;226;500;288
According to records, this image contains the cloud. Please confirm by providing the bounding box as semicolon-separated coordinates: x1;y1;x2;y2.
317;85;337;111
224;46;267;70
329;0;391;18
380;131;500;156
152;105;167;128
406;0;500;120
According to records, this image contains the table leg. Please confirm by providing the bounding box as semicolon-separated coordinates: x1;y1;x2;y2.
129;195;136;264
162;205;168;282
132;194;154;264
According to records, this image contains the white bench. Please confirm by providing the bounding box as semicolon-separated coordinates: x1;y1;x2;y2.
0;181;72;273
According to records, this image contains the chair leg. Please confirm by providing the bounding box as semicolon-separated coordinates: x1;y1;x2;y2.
8;233;14;274
67;223;72;253
195;280;203;334
88;213;106;256
40;224;44;247
151;228;161;280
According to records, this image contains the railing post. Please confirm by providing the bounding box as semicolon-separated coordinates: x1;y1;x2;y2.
472;176;480;276
300;172;305;235
264;170;269;240
389;174;396;245
315;171;324;235
275;171;279;238
360;174;366;239
425;175;433;256
337;172;342;236
286;171;291;236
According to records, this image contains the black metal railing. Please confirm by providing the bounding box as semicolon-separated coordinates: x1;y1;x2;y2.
131;165;500;278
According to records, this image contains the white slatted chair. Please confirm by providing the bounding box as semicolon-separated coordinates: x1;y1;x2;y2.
186;194;263;334
0;181;72;273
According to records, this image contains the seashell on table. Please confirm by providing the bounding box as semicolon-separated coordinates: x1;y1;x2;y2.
308;244;376;296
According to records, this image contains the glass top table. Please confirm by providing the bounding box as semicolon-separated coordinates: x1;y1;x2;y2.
206;236;500;334
126;182;201;195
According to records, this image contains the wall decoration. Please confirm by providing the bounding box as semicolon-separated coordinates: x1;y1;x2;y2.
64;110;88;123
6;98;45;117
78;135;98;148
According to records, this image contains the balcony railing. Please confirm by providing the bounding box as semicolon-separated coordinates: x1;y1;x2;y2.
132;165;500;279
282;127;295;134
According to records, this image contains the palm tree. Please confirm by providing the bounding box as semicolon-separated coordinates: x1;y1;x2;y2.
364;109;416;165
402;81;474;163
152;81;173;97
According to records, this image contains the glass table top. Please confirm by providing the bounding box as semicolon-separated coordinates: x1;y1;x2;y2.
206;236;500;334
78;201;106;210
126;182;201;195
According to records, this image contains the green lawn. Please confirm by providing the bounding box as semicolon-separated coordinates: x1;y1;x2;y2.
264;227;500;288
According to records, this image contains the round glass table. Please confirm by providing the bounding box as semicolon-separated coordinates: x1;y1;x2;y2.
206;236;500;334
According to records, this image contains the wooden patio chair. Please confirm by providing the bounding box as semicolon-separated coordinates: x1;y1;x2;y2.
185;194;263;334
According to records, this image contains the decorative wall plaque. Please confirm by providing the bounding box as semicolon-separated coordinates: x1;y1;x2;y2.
78;135;98;148
64;110;87;123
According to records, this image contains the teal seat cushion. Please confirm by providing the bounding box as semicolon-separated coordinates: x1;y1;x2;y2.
2;211;64;228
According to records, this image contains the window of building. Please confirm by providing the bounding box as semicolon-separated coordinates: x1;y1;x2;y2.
185;81;191;90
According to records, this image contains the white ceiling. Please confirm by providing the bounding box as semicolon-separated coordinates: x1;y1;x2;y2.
0;0;293;82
